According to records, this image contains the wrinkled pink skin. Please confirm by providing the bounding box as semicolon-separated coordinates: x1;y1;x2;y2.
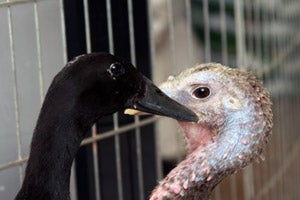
178;122;214;153
150;63;273;200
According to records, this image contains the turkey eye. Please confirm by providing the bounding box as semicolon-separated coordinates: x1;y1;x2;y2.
108;63;125;77
192;87;210;99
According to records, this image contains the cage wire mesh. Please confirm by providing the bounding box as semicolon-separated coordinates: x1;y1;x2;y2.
0;0;300;199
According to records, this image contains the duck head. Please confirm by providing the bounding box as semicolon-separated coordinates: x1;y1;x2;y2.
52;53;198;128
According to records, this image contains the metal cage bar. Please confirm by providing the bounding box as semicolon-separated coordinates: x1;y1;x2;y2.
33;2;44;102
127;0;145;198
82;1;101;199
203;0;211;62
185;0;194;64
6;1;24;184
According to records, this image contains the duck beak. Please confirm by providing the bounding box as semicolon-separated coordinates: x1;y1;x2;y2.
125;78;199;122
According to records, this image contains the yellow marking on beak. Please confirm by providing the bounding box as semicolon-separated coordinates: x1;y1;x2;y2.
124;108;149;116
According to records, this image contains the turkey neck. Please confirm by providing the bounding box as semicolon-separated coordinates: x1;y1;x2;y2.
15;87;91;200
151;102;266;200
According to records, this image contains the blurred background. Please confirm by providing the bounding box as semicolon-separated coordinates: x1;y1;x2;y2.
0;0;300;199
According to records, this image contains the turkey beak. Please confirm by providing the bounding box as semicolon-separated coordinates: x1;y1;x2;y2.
125;78;199;122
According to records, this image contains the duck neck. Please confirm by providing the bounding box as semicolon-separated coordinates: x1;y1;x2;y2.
15;98;90;200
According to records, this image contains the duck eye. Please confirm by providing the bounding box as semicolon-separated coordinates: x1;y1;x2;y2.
108;63;125;77
192;87;210;99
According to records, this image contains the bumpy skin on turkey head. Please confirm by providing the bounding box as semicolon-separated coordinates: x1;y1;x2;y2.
150;63;273;200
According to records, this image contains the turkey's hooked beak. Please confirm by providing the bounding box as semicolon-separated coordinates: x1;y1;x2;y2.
125;78;199;122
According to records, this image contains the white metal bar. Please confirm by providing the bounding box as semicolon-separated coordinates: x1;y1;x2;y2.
261;1;269;67
91;125;101;200
127;1;145;198
128;0;136;66
0;157;28;172
0;0;45;7
154;131;163;181
134;125;144;200
113;114;124;200
254;0;262;61
234;0;246;66
280;4;289;200
270;2;277;64
220;0;228;64
275;7;283;199
33;2;44;102
0;117;159;171
147;0;155;72
59;0;67;63
245;0;254;69
83;0;91;53
247;0;254;58
70;162;78;200
276;5;284;200
295;5;300;200
7;2;23;184
83;105;158;144
167;0;176;68
203;0;211;62
185;0;193;64
106;0;114;54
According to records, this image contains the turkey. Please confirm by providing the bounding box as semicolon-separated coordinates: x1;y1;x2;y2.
149;63;273;199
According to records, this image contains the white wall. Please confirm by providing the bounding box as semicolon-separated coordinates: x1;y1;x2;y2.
0;1;65;199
